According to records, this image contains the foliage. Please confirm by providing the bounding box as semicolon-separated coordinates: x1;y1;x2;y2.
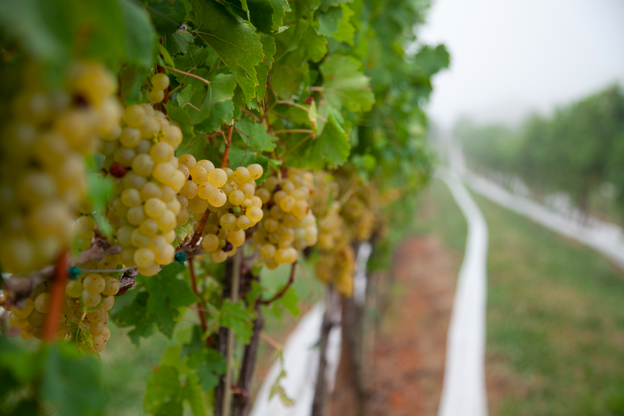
456;86;624;215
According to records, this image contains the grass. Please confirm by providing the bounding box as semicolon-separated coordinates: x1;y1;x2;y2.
470;191;624;416
412;178;468;252
415;177;624;415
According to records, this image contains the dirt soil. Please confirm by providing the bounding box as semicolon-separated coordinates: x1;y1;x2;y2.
363;235;460;416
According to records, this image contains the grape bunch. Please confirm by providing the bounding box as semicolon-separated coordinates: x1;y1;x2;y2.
101;74;186;276
315;245;355;296
253;169;318;269
8;254;119;352
0;62;121;273
174;156;265;263
309;172;355;296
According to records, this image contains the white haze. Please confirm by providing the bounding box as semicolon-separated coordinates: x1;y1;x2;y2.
418;0;624;128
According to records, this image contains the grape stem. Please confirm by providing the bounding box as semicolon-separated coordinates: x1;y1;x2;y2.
221;120;235;169
188;258;209;335
42;251;69;341
259;261;297;305
164;66;210;85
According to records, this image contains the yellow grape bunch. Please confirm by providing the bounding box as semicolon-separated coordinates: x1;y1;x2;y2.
175;156;265;263
315;245;355;296
0;62;121;274
253;169;318;269
310;172;355;296
101;74;186;276
7;254;119;352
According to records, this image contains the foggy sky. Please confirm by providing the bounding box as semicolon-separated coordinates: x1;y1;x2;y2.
418;0;624;127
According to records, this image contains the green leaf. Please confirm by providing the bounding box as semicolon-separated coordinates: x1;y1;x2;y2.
256;36;277;102
320;55;374;112
307;113;350;167
187;349;227;391
269;369;295;406
146;0;187;35
164;32;195;56
159;43;176;68
219;299;256;344
145;365;183;415
165;102;195;140
143;263;198;338
415;44;451;77
191;0;265;104
270;287;300;316
196;101;235;134
320;0;352;11
332;4;355;46
112;291;156;345
173;45;212;78
120;0;157;68
182;371;206;416
41;345;106;416
193;74;237;123
235;120;278;152
317;7;343;37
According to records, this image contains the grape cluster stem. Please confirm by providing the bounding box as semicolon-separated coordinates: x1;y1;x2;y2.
188;258;209;335
259;261;297;306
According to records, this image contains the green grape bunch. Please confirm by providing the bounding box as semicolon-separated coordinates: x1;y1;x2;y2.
175;155;265;263
0;62;121;274
253;169;318;269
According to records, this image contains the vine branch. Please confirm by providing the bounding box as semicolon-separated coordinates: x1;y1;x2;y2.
42;251;69;341
188;258;208;335
259;261;297;305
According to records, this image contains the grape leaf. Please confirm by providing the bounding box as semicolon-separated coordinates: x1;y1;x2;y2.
143;263;198;338
112;291;156;345
235;120;278;152
320;0;352;11
164;32;195;56
415;44;451;77
173;45;213;79
320;55;374;112
186;349;227;391
146;0;187;35
182;371;206;416
41;345;106;416
120;0;157;68
219;299;256;344
190;0;265;104
317;7;343;37
256;36;277;102
196;100;235;134
332;4;355;46
306;113;350;167
165;102;195;139
0;0;156;81
192;74;237;123
144;365;183;415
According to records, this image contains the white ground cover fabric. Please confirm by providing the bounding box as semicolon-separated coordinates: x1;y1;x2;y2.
438;168;489;416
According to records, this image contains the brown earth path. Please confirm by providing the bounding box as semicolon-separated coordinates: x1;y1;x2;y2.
363;235;460;416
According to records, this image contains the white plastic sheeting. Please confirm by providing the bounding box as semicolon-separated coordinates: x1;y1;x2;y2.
463;171;624;270
249;303;342;416
437;168;489;416
450;146;624;269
